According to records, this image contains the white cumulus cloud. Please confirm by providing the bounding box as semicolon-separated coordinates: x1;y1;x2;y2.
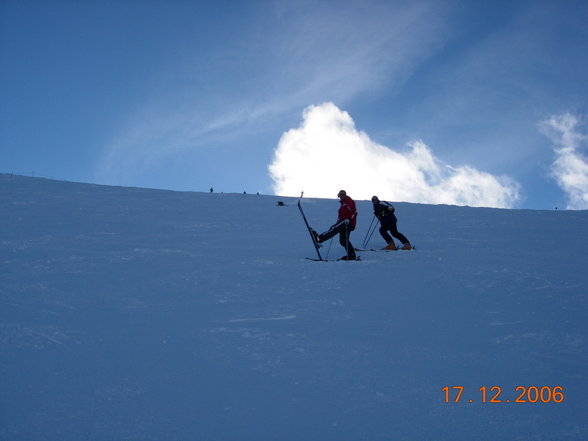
540;113;588;210
269;103;520;208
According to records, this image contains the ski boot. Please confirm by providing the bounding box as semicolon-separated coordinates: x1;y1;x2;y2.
383;241;397;250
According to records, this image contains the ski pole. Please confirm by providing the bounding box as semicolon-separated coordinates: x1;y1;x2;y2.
362;215;377;248
368;218;377;243
365;223;377;247
344;221;350;258
325;236;333;260
362;215;375;247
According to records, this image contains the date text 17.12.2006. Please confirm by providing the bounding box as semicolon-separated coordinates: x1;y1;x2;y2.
442;386;564;404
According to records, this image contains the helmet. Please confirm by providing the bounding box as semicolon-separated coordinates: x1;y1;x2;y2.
337;190;347;198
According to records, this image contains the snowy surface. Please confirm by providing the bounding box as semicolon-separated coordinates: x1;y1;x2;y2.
1;174;587;441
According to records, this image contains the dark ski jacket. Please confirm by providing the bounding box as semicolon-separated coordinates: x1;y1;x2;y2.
338;195;357;229
373;202;395;221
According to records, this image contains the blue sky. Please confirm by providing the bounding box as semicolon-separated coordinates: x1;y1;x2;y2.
1;0;587;209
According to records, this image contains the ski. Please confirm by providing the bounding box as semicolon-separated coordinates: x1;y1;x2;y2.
358;247;416;252
298;200;324;261
305;256;361;262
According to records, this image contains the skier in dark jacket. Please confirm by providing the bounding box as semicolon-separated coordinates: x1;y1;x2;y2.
312;190;358;260
371;196;412;250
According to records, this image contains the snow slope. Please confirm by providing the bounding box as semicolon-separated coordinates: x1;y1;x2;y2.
1;173;587;441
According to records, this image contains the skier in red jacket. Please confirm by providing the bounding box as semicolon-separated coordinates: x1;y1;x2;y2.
312;190;358;260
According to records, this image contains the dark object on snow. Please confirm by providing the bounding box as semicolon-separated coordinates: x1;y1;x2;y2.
277;201;285;206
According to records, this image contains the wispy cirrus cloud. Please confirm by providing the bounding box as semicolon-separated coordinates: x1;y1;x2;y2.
540;113;588;210
398;2;588;173
269;103;520;208
96;0;454;185
264;0;452;104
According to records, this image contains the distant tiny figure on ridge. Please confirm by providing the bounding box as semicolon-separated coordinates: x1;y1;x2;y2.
312;190;358;260
371;196;412;250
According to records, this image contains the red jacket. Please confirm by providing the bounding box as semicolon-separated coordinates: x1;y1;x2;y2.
338;195;357;229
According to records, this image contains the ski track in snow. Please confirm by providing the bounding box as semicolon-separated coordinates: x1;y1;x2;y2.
1;174;587;441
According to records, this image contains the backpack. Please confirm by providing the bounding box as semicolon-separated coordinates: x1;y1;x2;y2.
376;201;395;218
382;201;395;212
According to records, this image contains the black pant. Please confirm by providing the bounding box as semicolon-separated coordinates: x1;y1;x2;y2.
319;220;356;259
379;215;409;245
